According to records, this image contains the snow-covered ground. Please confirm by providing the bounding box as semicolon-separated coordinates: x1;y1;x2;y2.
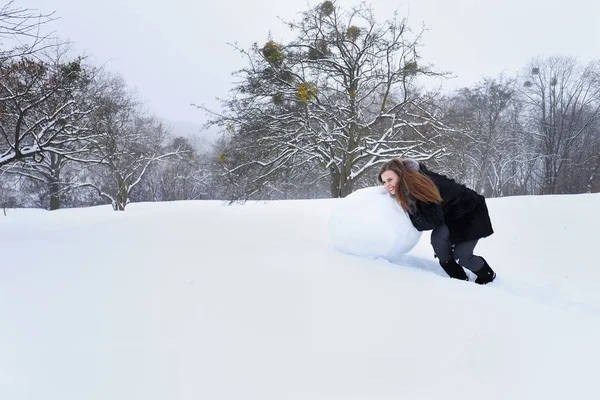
1;193;599;399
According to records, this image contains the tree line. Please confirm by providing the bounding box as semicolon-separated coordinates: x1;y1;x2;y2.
206;1;600;200
2;1;599;212
1;1;215;211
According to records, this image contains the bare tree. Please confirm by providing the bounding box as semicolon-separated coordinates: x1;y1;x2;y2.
462;78;515;195
0;1;56;61
442;77;530;196
520;57;600;194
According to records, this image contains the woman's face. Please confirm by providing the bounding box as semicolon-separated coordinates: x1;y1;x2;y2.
381;170;400;195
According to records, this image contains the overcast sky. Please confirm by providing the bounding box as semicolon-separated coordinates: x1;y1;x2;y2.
21;0;600;135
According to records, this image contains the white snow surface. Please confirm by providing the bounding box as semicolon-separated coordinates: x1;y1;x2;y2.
1;193;600;399
328;186;422;260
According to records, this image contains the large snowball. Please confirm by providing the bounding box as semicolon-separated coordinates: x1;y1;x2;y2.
328;186;422;261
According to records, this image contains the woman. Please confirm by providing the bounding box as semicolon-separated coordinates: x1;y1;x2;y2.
378;158;496;284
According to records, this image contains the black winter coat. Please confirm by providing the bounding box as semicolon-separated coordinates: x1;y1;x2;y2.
408;164;494;245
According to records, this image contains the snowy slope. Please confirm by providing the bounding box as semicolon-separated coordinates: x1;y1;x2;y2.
1;193;599;399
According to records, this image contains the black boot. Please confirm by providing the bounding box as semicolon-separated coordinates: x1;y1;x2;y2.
474;259;496;285
439;259;469;281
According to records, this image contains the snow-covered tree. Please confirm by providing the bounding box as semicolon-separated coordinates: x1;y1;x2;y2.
203;1;452;198
0;54;92;171
137;136;211;202
0;46;97;210
70;75;185;211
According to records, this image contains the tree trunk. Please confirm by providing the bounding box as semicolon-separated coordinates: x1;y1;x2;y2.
49;181;60;210
114;198;126;211
588;154;600;193
113;185;128;211
339;177;354;198
329;167;341;198
542;158;558;195
48;153;62;210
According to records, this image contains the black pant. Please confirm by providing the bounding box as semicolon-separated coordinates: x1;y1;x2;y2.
430;224;484;272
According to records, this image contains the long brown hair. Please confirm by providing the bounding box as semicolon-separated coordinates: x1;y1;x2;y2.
377;159;442;211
